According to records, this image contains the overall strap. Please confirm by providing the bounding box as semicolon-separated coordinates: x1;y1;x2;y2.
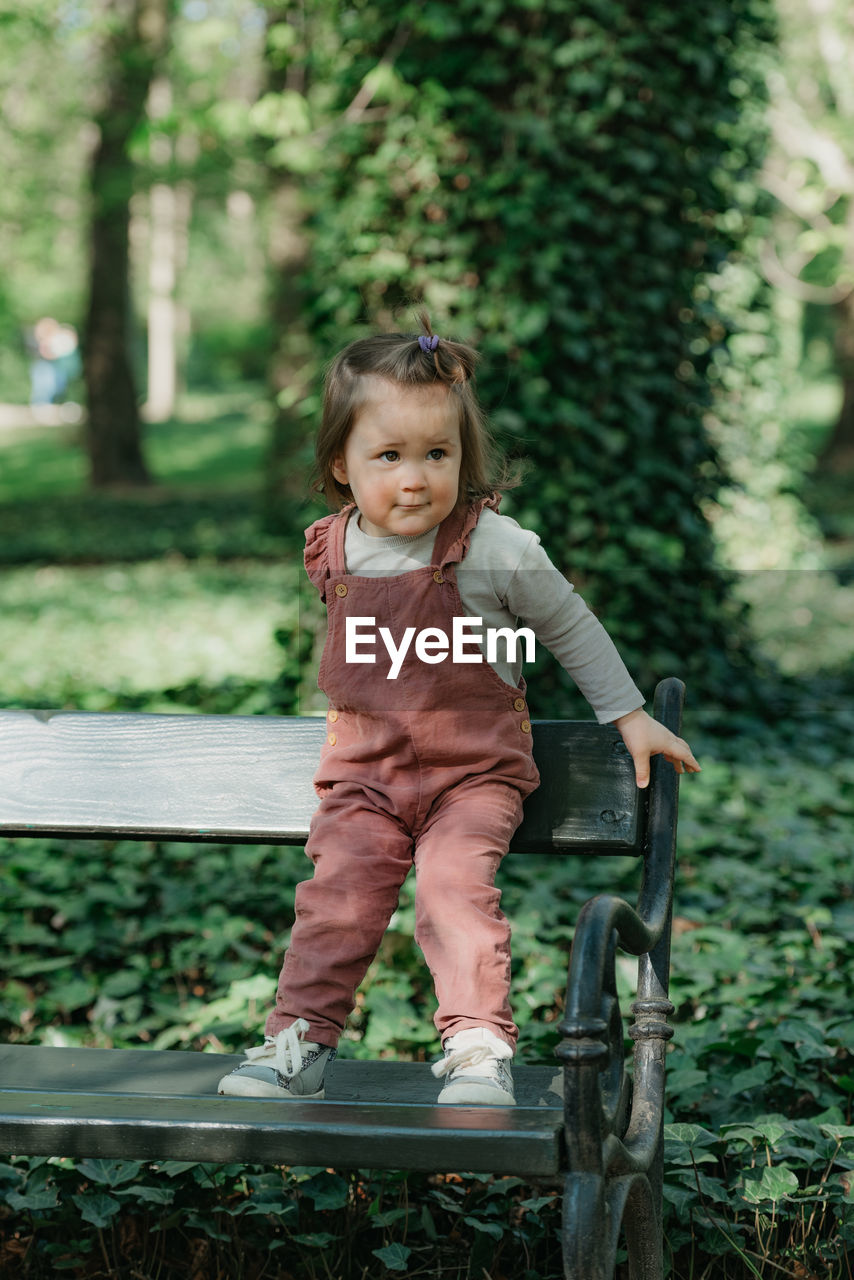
325;505;354;577
303;506;354;600
432;495;500;569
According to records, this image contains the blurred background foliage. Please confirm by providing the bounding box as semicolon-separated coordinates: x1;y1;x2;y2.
0;0;851;704
0;2;852;1277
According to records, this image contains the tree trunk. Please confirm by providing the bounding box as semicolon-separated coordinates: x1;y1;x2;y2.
83;0;170;488
819;291;854;473
145;76;177;424
260;7;316;534
145;179;178;424
264;180;313;527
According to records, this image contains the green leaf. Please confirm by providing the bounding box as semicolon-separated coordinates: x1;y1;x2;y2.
117;1184;175;1206
420;1203;438;1240
664;1124;719;1147
74;1159;142;1187
463;1215;505;1239
667;1068;708;1093
750;1118;788;1147
304;1173;349;1211
740;1166;800;1204
72;1192;122;1228
519;1194;558;1213
820;1124;854;1141
370;1207;409;1227
372;1243;412;1271
730;1062;774;1092
5;1188;59;1212
664;1124;719;1165
662;1183;697;1213
152;1161;200;1177
183;1211;231;1242
293;1233;339;1248
721;1124;762;1146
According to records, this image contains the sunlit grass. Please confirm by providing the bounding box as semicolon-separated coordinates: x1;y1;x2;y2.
144;388;273;491
0;384;271;503
0;559;301;708
0;423;88;499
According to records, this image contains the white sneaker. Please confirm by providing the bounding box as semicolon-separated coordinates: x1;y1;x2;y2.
217;1019;335;1099
431;1027;516;1106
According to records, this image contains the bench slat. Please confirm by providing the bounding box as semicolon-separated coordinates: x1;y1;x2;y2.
0;1047;562;1176
0;711;641;852
0;1045;561;1105
0;1092;562;1175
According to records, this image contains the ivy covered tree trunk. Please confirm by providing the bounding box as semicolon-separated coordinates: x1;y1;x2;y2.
84;0;171;488
258;5;408;532
295;0;776;705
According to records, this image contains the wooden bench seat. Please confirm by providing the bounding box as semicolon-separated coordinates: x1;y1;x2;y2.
0;1046;563;1175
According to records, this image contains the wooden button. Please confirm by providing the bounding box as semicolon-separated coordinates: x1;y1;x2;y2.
432;570;444;584
327;733;337;746
328;709;338;723
514;698;526;712
334;583;348;597
520;720;531;734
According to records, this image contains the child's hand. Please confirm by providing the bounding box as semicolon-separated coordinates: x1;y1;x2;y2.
612;707;701;791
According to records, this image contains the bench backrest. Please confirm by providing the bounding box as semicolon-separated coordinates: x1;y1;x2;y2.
0;710;643;854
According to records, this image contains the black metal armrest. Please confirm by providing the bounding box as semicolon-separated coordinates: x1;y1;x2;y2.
555;678;685;1280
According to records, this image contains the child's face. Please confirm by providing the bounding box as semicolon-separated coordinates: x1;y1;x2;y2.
332;378;462;538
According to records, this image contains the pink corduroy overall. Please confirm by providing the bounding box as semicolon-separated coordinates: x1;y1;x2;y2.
266;497;540;1051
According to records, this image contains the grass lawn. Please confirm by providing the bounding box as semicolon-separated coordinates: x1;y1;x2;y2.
0;387;272;502
0;559;305;710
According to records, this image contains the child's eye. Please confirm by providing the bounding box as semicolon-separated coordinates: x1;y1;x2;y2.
427;448;445;461
380;450;399;462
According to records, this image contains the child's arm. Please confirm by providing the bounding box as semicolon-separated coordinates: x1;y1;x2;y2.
612;707;701;790
467;514;701;787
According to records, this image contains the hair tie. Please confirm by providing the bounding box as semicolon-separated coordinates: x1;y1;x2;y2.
418;334;440;352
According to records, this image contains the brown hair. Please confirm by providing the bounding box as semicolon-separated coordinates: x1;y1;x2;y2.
313;319;515;509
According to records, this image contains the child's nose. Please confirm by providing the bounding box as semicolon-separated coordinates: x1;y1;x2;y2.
400;465;427;490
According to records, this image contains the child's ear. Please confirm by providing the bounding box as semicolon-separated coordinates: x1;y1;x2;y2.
331;455;348;486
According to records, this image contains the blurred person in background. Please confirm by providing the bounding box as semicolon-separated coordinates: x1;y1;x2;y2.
27;317;81;418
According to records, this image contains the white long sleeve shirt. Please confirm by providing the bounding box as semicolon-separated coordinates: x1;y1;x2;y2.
343;507;644;724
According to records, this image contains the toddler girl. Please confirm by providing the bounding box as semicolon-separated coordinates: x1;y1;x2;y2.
218;327;699;1106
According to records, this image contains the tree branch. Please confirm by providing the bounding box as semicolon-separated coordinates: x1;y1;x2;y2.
759;239;854;305
805;0;854;123
343;21;412;123
760;168;839;230
766;98;854;194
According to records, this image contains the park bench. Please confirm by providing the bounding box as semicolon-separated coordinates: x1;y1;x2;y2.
0;677;685;1280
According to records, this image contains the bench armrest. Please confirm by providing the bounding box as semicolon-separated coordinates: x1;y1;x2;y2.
554;678;684;1279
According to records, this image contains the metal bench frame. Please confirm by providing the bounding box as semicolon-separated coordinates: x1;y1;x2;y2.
0;677;685;1279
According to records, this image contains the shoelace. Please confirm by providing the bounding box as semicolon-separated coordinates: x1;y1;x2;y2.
431;1040;510;1081
245;1017;312;1078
